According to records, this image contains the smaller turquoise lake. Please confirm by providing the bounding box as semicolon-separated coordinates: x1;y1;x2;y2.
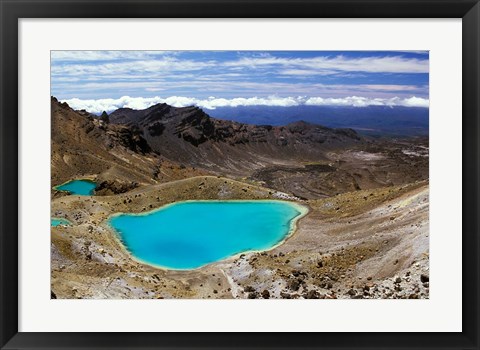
51;218;71;227
55;179;96;195
109;200;306;270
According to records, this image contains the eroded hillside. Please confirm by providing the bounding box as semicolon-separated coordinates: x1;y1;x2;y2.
51;98;429;299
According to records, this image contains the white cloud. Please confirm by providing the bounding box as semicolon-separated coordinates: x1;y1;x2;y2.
226;55;429;74
394;50;429;55
51;53;428;81
305;96;429;108
357;84;427;92
399;96;430;108
280;69;338;76
51;52;429;102
62;95;429;114
51;50;177;61
51;58;214;77
53;79;427;99
305;96;382;107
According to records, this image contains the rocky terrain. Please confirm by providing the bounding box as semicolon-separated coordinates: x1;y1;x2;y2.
108;104;362;177
51;98;209;197
51;98;429;299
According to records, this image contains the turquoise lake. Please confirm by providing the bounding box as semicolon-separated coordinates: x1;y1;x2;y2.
108;200;306;270
55;179;96;195
51;218;71;227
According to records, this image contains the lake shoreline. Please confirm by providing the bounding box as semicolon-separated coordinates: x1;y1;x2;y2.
106;199;309;271
51;176;429;299
54;178;97;195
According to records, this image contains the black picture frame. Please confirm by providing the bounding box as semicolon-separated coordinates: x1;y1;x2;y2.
1;1;479;349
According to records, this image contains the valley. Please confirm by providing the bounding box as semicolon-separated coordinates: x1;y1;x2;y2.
51;97;429;299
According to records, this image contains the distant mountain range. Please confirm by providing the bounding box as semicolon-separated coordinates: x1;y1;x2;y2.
205;105;429;137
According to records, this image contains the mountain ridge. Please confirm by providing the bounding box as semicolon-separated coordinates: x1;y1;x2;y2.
52;97;427;199
106;102;365;177
109;102;362;147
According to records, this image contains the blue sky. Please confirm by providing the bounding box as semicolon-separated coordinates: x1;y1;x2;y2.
51;50;429;113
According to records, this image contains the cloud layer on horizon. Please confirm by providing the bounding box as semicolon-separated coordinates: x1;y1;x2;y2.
62;95;429;114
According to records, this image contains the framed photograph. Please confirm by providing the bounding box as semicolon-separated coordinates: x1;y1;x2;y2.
1;0;478;349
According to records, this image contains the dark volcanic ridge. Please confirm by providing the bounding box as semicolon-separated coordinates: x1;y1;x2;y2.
109;103;361;147
107;102;363;174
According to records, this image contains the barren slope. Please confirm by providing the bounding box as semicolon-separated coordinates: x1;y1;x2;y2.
51;177;428;299
51;98;209;195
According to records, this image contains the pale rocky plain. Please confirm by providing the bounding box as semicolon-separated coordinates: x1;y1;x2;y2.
51;97;429;299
